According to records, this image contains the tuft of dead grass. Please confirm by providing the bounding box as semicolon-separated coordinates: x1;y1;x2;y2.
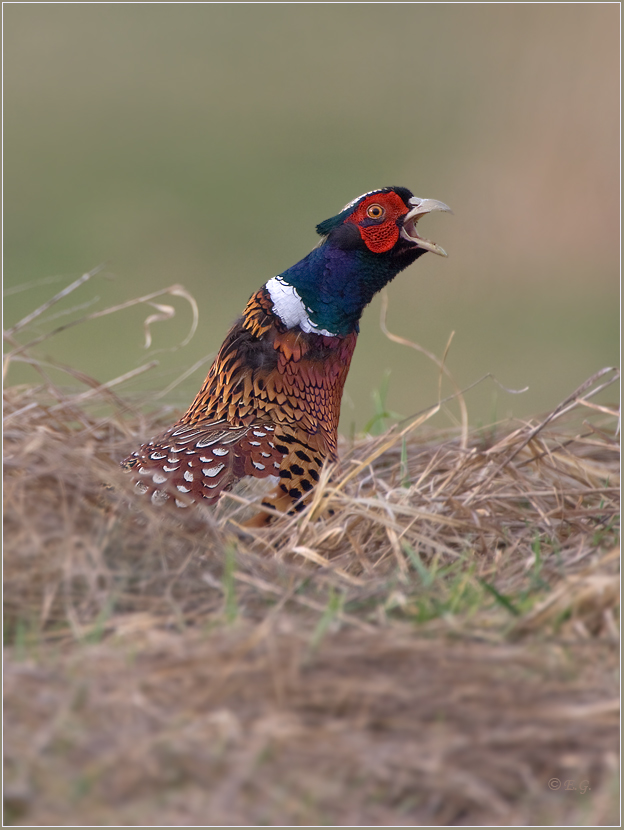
3;279;620;825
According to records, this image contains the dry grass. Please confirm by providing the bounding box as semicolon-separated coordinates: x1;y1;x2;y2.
3;285;620;826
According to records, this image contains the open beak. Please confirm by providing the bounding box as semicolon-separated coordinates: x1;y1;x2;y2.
400;196;452;257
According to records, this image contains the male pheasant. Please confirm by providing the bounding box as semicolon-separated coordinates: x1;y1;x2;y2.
122;187;450;523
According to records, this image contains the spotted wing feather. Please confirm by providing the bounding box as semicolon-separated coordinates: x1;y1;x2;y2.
122;420;285;508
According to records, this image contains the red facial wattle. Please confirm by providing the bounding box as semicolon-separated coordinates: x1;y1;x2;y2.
344;191;407;253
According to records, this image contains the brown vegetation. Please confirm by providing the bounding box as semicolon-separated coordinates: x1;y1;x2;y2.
3;282;620;824
4;357;619;825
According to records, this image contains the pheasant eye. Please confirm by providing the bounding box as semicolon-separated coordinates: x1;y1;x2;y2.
366;204;385;220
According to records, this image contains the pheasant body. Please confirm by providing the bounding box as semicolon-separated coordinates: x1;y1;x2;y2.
123;187;450;520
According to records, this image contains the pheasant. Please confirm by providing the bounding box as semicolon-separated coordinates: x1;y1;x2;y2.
122;187;450;524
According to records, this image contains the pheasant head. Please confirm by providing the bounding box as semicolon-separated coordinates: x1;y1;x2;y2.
267;186;451;337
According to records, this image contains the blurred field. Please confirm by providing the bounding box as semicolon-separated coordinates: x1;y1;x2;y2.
3;4;619;431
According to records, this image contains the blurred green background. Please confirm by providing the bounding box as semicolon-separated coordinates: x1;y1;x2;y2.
4;4;619;433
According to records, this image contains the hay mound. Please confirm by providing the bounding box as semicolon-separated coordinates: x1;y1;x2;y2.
3;362;619;825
